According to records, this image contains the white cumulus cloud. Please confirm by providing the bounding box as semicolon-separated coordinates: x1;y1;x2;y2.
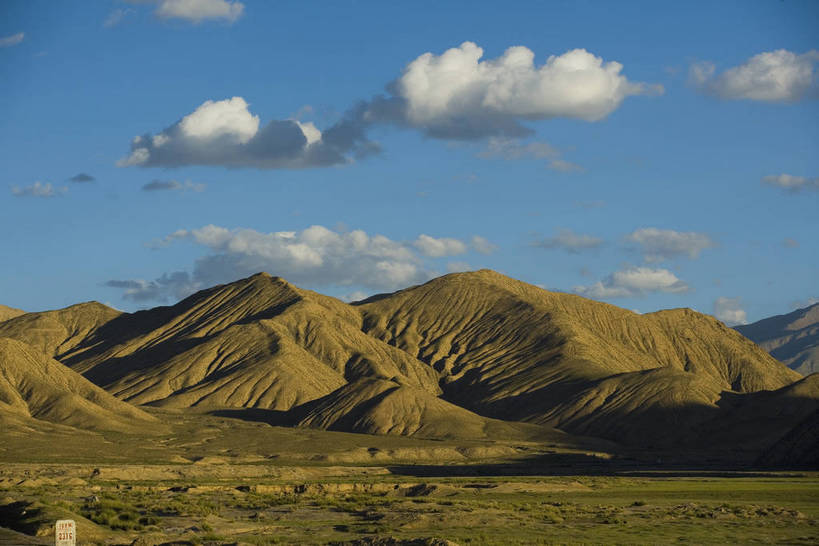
574;267;689;299
119;43;659;170
177;97;259;142
396;42;662;139
762;174;819;192
713;297;747;326
626;228;716;262
117;97;373;169
690;49;819;102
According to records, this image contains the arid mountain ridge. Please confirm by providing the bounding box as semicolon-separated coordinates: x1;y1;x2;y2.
0;270;816;461
737;302;819;376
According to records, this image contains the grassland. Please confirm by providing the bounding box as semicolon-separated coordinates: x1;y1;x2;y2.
1;465;816;545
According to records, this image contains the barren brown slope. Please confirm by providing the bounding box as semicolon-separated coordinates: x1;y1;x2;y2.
0;302;121;359
0;337;156;433
0;305;24;323
356;270;801;441
47;273;439;410
2;270;809;450
736;303;819;376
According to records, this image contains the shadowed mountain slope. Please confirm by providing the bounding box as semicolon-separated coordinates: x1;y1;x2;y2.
707;374;819;453
291;377;571;442
736;303;819;376
0;338;156;433
757;406;819;467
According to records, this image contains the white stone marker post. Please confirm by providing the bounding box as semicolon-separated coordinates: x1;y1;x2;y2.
55;519;76;546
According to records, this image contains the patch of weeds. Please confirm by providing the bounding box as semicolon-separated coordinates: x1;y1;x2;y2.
80;499;145;531
356;523;390;534
541;504;564;524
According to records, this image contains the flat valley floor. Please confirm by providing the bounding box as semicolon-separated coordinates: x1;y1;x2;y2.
0;411;816;545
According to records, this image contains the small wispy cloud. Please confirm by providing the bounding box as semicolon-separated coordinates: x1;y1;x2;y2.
478;137;584;173
625;227;717;262
470;236;497;255
790;297;819;310
142;179;206;192
713;297;747;326
547;159;585;173
154;0;244;24
762;174;819;192
103;8;135;28
0;32;24;48
69;173;96;183
11;181;67;198
534;229;603;254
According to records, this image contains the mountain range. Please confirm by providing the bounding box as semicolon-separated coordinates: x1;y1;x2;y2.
0;270;816;464
737;302;819;376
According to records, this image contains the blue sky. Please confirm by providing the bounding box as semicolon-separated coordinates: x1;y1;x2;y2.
1;0;817;325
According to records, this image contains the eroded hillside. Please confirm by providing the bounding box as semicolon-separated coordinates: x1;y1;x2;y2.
0;270;814;456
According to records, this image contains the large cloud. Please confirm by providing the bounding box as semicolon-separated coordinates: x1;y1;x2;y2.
762;174;819;192
574;267;689;299
107;225;495;303
392;42;662;139
534;229;603;254
690;49;819;102
712;297;747;326
119;43;658;169
118;97;373;169
625;228;716;262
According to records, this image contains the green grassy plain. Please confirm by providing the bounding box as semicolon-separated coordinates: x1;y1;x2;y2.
1;469;817;545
